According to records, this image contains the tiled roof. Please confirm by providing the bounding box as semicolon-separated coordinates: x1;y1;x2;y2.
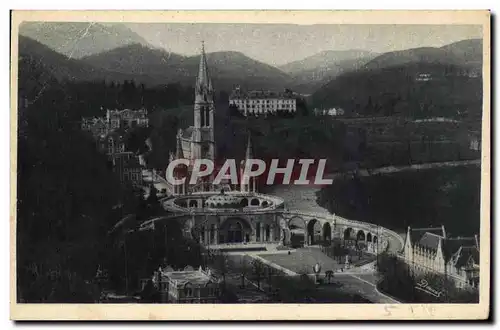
410;227;445;245
418;232;442;251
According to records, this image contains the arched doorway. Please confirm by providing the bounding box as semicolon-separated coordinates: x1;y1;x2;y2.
367;233;372;242
307;219;322;245
344;227;353;240
189;200;198;208
261;201;269;207
250;198;260;206
219;217;252;244
228;222;243;243
356;230;365;242
240;198;248;207
289;217;306;247
323;222;332;244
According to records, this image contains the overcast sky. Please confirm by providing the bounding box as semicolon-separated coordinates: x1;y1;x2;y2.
126;23;482;66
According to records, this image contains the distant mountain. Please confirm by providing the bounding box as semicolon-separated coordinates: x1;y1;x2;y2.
440;39;483;66
278;50;378;94
310;62;482;120
81;45;294;92
80;43;186;77
19;22;150;59
279;50;376;74
364;39;483;70
18;36;151;85
18;35;103;82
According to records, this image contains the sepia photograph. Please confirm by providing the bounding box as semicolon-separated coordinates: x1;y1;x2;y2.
10;10;490;320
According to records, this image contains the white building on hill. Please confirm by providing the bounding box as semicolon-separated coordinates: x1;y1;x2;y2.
229;87;297;116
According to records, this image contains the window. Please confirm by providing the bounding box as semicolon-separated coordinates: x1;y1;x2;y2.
107;138;114;154
185;286;193;297
211;224;216;242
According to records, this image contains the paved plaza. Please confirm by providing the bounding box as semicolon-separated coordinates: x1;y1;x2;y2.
259;247;375;274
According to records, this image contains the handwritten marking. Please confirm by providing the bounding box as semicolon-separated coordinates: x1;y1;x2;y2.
415;279;444;298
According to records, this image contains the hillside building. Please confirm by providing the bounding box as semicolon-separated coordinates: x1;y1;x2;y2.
81;109;148;187
107;108;149;130
81;108;148;139
313;107;345;116
229;87;297;116
111;152;143;187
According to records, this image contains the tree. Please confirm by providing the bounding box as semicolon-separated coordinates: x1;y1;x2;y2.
251;259;264;290
296;97;309;116
376;253;417;302
146;185;159;208
209;249;230;284
324;270;334;284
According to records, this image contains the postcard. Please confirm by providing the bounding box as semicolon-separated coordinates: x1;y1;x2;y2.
10;10;490;320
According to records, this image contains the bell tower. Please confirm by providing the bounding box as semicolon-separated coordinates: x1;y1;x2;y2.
192;41;216;164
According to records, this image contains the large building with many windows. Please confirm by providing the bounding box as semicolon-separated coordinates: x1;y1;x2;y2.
402;226;480;289
81;108;149;139
229;88;297;116
82;108;148;187
107;108;149;130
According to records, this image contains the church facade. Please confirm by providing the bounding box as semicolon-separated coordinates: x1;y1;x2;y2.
168;43;254;196
176;42;216;166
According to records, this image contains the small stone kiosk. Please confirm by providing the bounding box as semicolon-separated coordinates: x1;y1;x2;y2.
152;265;222;303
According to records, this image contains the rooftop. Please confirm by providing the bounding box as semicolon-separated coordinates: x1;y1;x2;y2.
409;226;446;246
230;89;296;100
159;267;218;287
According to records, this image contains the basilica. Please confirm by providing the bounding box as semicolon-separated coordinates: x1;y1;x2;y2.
167;42;254;196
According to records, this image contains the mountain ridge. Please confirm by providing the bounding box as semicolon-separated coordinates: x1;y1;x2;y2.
80;43;294;92
364;39;482;70
19;22;151;59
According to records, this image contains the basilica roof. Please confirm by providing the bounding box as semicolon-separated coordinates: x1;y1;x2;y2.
206;194;241;204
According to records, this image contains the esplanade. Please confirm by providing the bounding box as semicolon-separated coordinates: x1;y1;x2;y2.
138;189;404;255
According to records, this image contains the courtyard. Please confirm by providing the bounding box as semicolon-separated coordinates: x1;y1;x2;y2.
259;246;376;274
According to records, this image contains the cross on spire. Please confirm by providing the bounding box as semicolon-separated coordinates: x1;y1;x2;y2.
196;40;212;94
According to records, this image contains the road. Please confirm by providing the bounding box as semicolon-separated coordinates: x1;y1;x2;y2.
329;273;399;304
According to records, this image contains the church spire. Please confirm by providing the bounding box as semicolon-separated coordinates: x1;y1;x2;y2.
196;41;212;94
245;133;253;160
175;131;184;159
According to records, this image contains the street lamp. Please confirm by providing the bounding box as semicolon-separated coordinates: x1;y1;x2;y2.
313;263;322;285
